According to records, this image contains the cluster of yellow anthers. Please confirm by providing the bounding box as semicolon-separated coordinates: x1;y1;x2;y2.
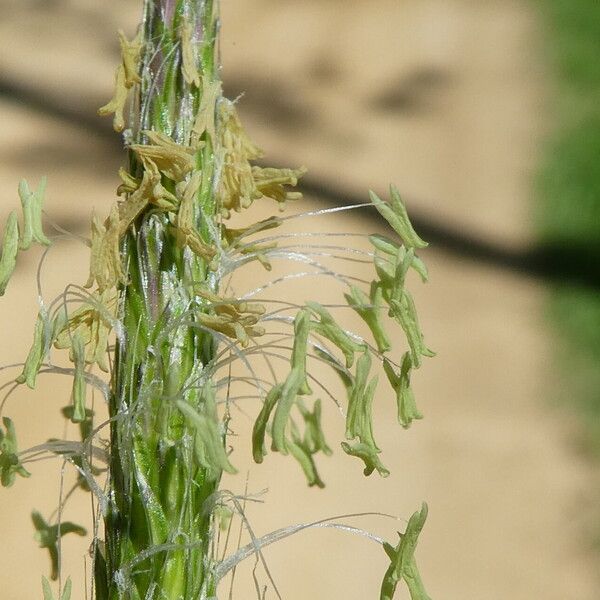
83;29;305;346
195;288;266;348
91;28;306;283
85;130;217;294
217;102;306;217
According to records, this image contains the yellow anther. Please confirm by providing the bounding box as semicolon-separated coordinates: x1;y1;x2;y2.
217;101;263;215
98;30;142;132
238;242;278;271
195;287;266;346
85;205;127;292
130;131;199;182
198;313;264;347
172;171;216;261
222;217;281;247
192;76;222;144
216;101;305;216
118;29;143;87
98;65;128;132
54;290;116;373
175;171;202;237
181;22;201;88
117;170;155;235
252;166;306;206
195;288;265;318
117;167;140;196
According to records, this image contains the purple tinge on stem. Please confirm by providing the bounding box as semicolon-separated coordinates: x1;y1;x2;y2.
194;11;205;43
159;0;176;26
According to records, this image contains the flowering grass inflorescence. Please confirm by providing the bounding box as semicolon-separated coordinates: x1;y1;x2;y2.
0;1;434;598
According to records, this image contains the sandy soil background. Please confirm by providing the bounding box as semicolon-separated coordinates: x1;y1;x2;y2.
0;0;597;598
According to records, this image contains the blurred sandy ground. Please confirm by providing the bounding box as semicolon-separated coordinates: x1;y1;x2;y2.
0;0;597;598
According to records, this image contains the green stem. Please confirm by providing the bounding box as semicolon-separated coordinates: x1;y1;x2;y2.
97;1;222;598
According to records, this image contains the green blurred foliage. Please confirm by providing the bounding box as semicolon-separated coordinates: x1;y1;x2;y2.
537;0;600;451
538;116;600;247
543;0;600;91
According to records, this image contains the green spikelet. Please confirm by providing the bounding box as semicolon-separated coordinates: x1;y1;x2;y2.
0;417;30;487
380;503;431;600
370;186;428;249
18;178;51;250
0;212;19;296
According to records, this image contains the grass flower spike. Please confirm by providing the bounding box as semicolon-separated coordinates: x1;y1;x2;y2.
0;1;436;598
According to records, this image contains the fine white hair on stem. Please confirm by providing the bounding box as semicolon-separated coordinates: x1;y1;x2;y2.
36;366;110;401
240;348;344;411
239;269;369;301
225;247;371;289
215;490;283;600
44;212;90;247
276;201;378;222
215;510;396;582
232;230;370;248
228;202;377;246
233;241;376;264
20;440;108;464
139;40;181;135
